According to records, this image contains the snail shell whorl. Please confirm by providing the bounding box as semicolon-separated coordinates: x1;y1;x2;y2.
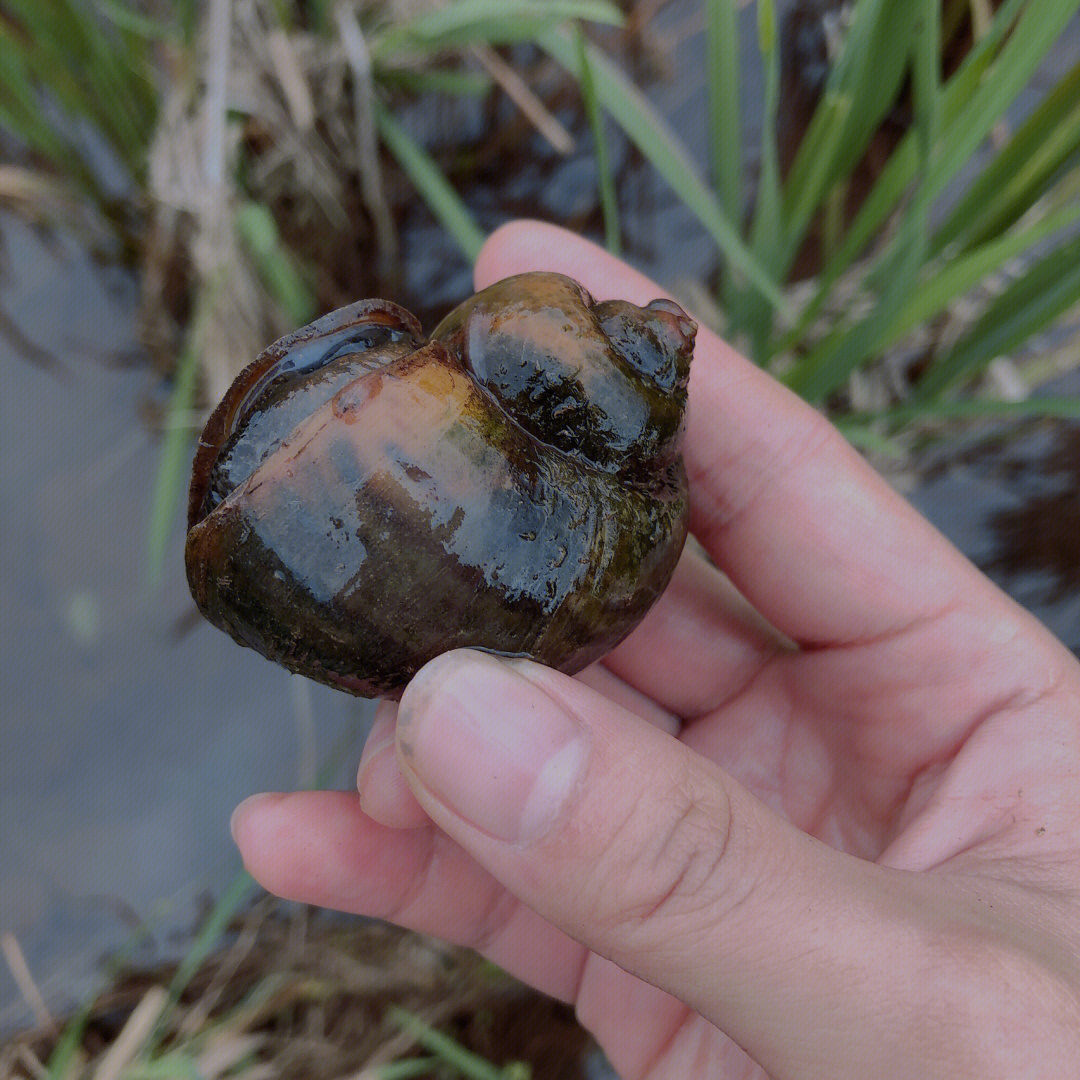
185;272;696;698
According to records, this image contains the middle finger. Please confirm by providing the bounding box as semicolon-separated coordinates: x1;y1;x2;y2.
602;547;782;718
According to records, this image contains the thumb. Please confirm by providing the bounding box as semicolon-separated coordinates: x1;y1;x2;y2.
396;650;972;1078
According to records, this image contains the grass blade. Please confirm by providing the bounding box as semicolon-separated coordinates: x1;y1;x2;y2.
575;24;620;253
2;0;157;186
779;0;916;256
779;91;852;261
931;58;1080;254
374;103;486;262
9;0;154;172
145;871;256;1054
740;0;782;355
145;301;205;594
0;38;108;202
375;66;493;97
705;0;742;232
920;0;1080;213
749;0;781;255
374;0;624;55
373;1060;442;1080
387;1008;514;1080
539;27;787;314
786;0;941;401
772;0;1069;359
916;232;1080;399
884;202;1080;347
236;201;316;326
45;924;158;1080
98;0;181;42
836;424;909;457
840;394;1080;431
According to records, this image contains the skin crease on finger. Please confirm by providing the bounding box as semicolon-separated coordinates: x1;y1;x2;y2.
231;222;1080;1080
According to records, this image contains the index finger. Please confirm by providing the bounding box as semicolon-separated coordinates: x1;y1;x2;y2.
474;220;994;648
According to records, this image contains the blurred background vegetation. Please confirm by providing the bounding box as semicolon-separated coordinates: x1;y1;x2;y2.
2;0;1079;1077
4;0;1080;575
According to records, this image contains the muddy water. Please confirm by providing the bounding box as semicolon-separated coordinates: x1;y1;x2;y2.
3;4;1079;1041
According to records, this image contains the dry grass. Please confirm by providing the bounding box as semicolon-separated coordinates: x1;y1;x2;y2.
2;901;594;1080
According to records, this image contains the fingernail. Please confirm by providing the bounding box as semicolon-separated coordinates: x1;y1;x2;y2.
398;651;587;843
230;792;281;845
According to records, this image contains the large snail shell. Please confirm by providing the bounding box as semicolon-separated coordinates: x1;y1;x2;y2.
185;271;696;698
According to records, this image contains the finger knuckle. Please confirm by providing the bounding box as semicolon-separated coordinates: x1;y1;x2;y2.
590;759;737;940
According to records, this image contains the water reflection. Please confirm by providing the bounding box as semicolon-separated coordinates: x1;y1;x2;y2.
0;215;369;1033
910;384;1080;654
987;427;1080;611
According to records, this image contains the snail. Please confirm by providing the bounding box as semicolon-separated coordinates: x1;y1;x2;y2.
185;271;696;698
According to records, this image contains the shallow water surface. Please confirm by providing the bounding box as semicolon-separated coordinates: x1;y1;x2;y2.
0;216;368;1033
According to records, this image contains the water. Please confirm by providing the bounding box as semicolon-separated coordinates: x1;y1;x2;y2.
910;381;1080;654
0;217;369;1033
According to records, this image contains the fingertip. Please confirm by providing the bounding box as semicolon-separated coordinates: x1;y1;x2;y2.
230;791;285;849
474;219;556;289
474;220;662;307
358;743;431;829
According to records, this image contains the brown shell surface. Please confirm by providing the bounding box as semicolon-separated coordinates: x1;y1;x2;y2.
185;272;696;698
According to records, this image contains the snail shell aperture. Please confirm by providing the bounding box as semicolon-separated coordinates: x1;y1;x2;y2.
185;271;696;698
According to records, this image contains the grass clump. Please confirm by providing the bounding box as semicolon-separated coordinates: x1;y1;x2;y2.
1;877;591;1080
7;0;1078;537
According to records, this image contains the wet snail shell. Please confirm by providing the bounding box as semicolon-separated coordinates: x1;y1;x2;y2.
185;271;696;698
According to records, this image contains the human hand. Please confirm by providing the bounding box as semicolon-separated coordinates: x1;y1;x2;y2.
230;221;1080;1079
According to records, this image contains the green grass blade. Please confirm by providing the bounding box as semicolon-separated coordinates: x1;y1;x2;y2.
705;0;742;231
913;0;1080;234
14;0;153;169
773;0;1068;357
916;232;1080;399
373;1060;442;1080
779;91;852;259
785;0;941;402
236;201;317;326
741;0;782;355
840;394;1080;431
538;27;787;314
45;922;158;1079
375;66;493;96
779;0;916;251
3;0;156;182
388;1008;512;1080
909;0;942;223
885;202;1080;347
836;424;909;457
749;0;781;253
145;312;203;594
374;104;486;263
374;0;624;56
0;38;107;201
98;0;181;41
123;1053;203;1080
145;870;256;1054
575;24;620;254
931;59;1080;254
